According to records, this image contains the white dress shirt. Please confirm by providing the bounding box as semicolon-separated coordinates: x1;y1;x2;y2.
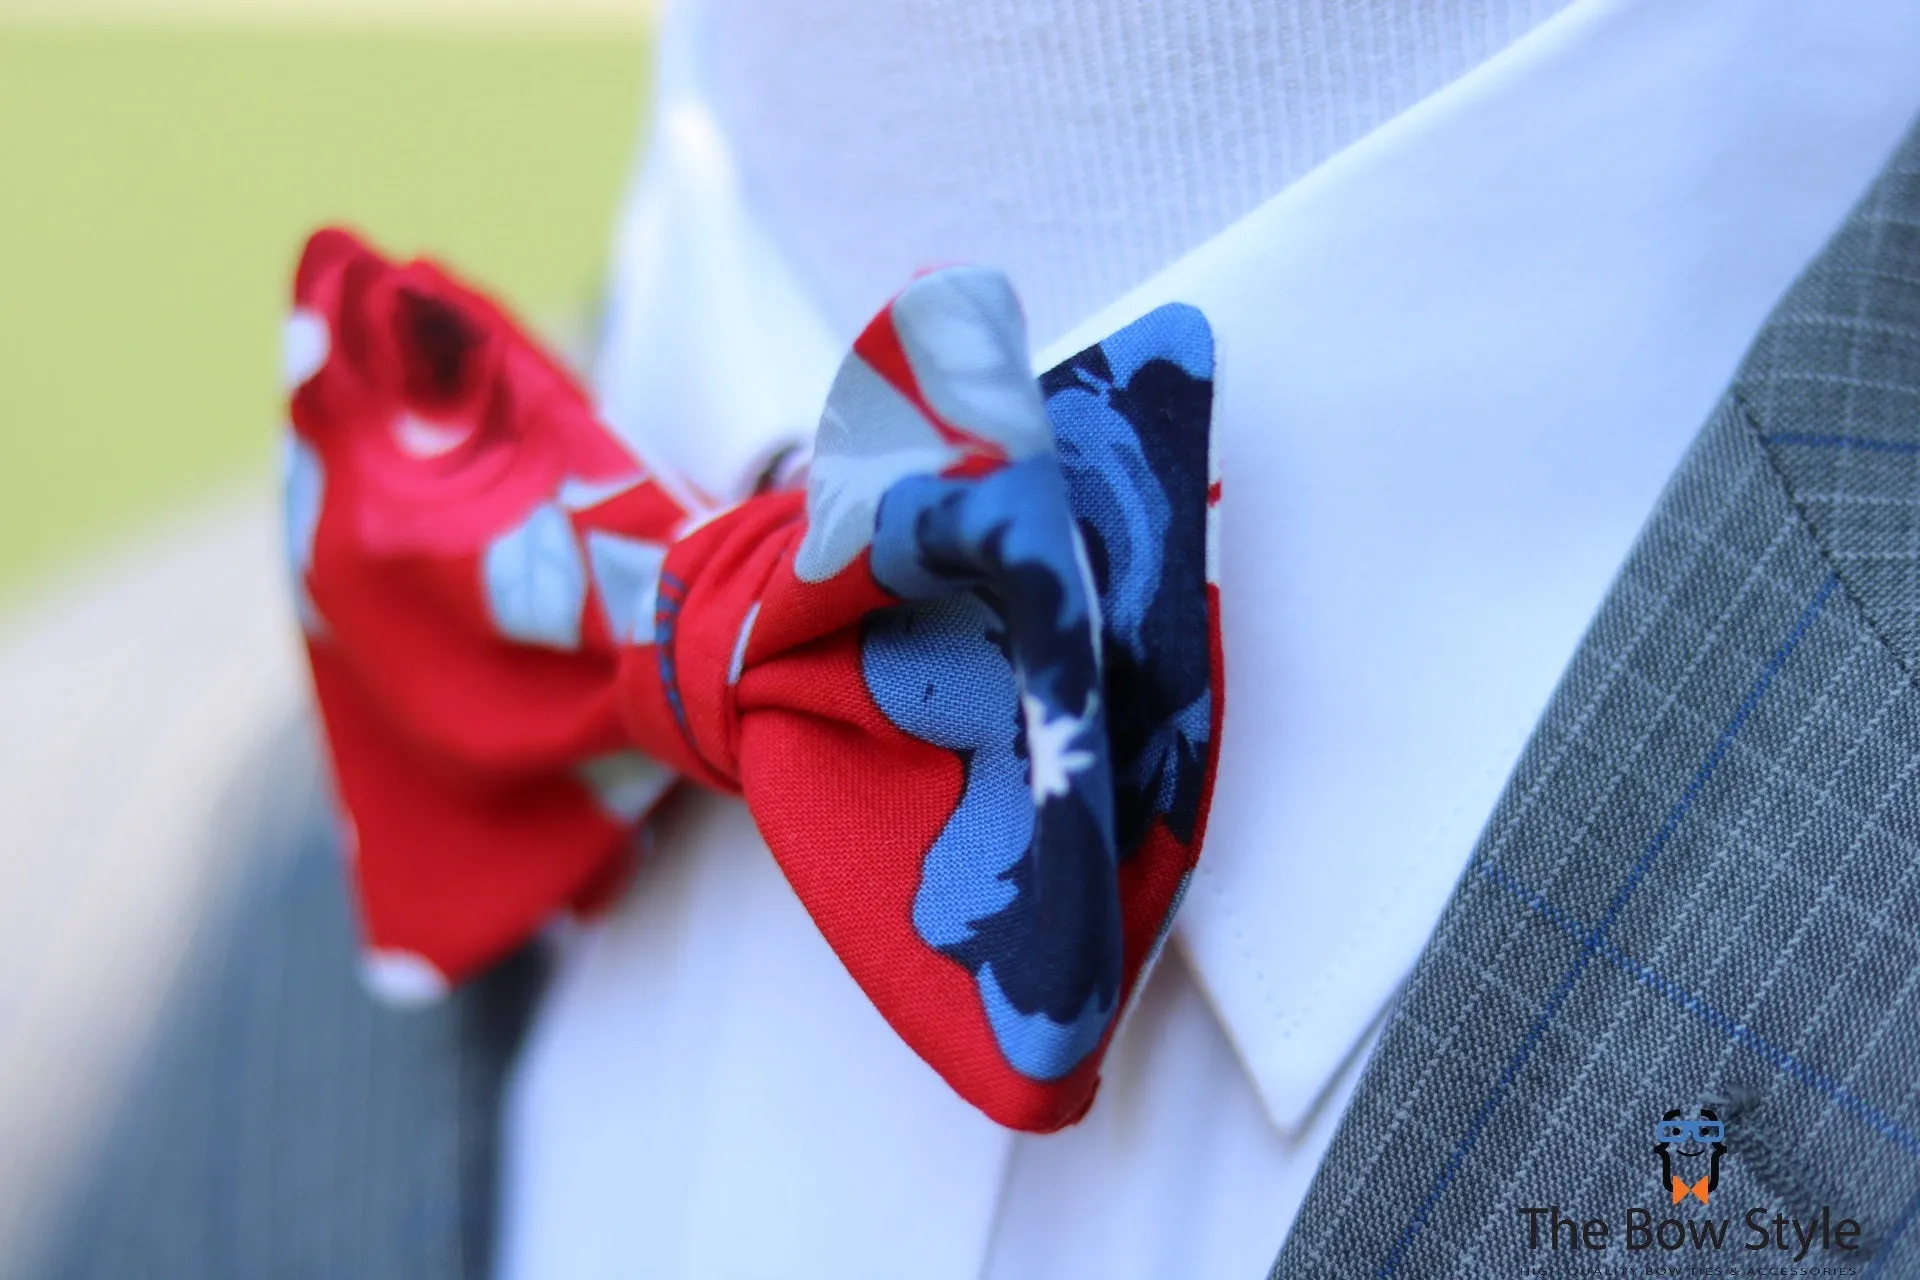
496;2;1920;1277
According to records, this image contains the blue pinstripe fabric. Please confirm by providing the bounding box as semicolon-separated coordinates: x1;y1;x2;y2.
1877;1187;1920;1279
17;720;544;1280
1276;119;1920;1278
1376;573;1844;1278
1479;862;1920;1163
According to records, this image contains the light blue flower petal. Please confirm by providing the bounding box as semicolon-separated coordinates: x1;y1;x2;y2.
484;503;586;650
977;962;1112;1081
910;751;1031;946
557;474;642;511
282;433;326;635
1088;302;1213;385
575;751;674;823
585;529;668;644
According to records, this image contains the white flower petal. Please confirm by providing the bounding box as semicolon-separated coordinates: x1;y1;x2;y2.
1024;690;1098;805
360;950;449;1008
282;307;330;391
891;267;1051;459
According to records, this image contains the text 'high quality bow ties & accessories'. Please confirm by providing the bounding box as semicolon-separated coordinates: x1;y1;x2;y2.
282;228;1223;1131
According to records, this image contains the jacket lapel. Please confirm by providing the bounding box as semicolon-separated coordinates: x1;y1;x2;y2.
33;718;543;1280
1276;120;1920;1277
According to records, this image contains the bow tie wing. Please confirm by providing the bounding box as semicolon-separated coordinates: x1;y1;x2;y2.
666;271;1223;1131
285;228;685;994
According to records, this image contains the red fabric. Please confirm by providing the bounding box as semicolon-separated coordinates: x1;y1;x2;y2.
287;228;1221;1132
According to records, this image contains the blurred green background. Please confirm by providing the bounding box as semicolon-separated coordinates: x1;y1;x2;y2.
0;17;648;604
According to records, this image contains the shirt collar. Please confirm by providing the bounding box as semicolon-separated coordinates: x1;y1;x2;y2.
594;0;1920;1136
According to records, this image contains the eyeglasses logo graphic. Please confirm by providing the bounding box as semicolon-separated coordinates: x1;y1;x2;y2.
1653;1107;1726;1207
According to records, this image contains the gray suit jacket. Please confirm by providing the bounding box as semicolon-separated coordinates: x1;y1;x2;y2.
17;716;542;1280
24;117;1920;1280
1275;120;1920;1276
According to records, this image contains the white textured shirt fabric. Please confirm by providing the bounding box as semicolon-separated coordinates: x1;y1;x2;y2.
699;0;1575;347
499;2;1920;1278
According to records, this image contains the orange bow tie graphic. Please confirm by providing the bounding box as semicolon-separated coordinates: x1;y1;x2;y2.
1671;1175;1712;1206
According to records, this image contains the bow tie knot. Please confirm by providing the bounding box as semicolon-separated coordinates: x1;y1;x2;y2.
285;228;1223;1131
612;488;811;792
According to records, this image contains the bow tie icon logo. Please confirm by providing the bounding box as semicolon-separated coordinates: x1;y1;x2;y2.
1670;1175;1712;1206
1654;1108;1727;1208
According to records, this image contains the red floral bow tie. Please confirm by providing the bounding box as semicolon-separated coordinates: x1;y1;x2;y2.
284;227;1222;1131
